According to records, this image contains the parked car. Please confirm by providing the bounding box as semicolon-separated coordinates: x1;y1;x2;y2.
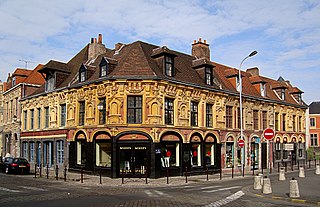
2;157;30;174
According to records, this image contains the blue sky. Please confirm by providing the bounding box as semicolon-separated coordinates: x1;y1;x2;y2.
0;0;319;104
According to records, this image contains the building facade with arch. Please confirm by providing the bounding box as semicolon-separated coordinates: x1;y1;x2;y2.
19;34;307;178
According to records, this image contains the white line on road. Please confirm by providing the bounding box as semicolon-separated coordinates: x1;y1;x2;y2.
185;185;222;191
203;190;245;207
203;186;241;193
0;187;21;193
19;186;47;191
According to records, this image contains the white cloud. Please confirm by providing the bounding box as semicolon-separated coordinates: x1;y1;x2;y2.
0;0;319;103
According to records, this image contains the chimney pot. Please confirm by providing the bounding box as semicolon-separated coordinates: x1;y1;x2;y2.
98;34;102;44
194;40;197;44
199;38;202;43
94;38;97;43
91;38;94;43
204;40;207;44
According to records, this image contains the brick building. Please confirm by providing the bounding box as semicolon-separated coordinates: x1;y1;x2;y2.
19;34;307;178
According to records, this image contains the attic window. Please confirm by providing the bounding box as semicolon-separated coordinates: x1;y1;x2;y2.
99;58;108;77
12;77;16;87
281;88;285;100
236;76;240;91
79;65;86;82
45;72;55;92
260;83;266;97
165;56;174;77
205;67;213;85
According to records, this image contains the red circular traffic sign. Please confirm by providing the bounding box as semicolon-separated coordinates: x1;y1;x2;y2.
263;128;275;140
238;139;245;148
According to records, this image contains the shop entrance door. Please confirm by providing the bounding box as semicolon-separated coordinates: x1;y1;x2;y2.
118;143;149;176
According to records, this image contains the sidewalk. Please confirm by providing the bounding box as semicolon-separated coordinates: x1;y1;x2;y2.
248;168;320;206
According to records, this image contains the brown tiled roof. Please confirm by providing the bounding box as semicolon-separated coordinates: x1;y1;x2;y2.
23;64;45;85
289;87;303;94
13;68;32;77
27;38;306;107
39;60;70;73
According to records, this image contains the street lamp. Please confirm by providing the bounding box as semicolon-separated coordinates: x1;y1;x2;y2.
239;50;257;176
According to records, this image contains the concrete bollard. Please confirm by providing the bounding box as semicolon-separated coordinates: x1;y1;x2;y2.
299;167;305;178
262;177;272;194
259;173;263;186
289;178;300;198
254;174;262;190
279;167;286;181
316;164;320;175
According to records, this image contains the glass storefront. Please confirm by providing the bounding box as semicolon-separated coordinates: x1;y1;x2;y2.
118;144;148;175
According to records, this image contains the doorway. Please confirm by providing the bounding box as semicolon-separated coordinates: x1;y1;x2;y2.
117;142;150;177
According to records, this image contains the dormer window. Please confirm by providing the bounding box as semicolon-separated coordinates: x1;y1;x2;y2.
260;83;266;97
236;75;240;91
79;65;86;82
45;71;55;92
205;67;213;85
281;88;285;100
12;77;16;87
99;57;108;77
165;56;174;77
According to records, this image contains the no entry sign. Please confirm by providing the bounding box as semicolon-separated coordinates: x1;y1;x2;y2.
263;128;275;140
238;139;245;148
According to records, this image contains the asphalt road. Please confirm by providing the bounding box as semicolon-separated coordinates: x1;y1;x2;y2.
0;171;318;207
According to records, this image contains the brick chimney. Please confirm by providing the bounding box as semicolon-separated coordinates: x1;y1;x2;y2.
88;34;107;61
192;38;210;60
246;67;259;76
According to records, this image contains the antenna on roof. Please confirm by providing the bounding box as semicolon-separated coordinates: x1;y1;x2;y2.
19;59;34;69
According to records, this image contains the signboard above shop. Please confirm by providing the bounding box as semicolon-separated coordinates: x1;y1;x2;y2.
284;143;294;151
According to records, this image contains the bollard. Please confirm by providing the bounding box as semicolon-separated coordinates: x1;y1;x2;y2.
232;165;234;178
315;164;320;175
206;167;209;181
145;168;148;184
279;167;286;181
259;173;263;187
46;165;49;179
81;167;84;183
64;166;67;182
39;164;42;177
55;165;59;180
34;164;37;178
278;162;280;173
166;167;169;184
99;166;102;184
299;167;305;178
185;167;188;183
289;178;300;198
262;176;272;194
253;174;262;190
121;168;124;184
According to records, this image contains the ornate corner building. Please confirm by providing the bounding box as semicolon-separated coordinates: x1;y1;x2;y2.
19;34;307;178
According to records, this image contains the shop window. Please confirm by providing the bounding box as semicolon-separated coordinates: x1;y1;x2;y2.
275;141;281;160
191;143;201;167
205;143;215;166
311;134;318;147
96;142;111;167
283;140;288;159
56;140;64;165
30;142;35;163
251;141;259;169
226;142;234;168
77;141;86;165
161;143;180;167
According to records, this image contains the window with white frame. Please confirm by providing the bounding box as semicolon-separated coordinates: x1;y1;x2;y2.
56;140;64;164
191;143;201;167
310;118;315;127
311;134;318;147
77;140;86;165
161;142;180;167
30;142;35;162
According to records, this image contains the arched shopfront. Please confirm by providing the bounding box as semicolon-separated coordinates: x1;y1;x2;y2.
115;131;152;177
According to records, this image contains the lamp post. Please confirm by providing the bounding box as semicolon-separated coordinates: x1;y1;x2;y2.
239;51;257;176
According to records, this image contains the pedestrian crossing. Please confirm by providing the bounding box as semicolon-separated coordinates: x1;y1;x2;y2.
0;185;47;193
144;189;172;198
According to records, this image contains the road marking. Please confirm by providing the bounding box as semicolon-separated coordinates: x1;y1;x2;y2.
144;190;172;198
0;187;21;193
203;190;245;207
19;186;47;191
203;186;240;193
185;185;222;191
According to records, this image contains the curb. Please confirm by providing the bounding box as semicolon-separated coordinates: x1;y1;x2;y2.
244;186;320;206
